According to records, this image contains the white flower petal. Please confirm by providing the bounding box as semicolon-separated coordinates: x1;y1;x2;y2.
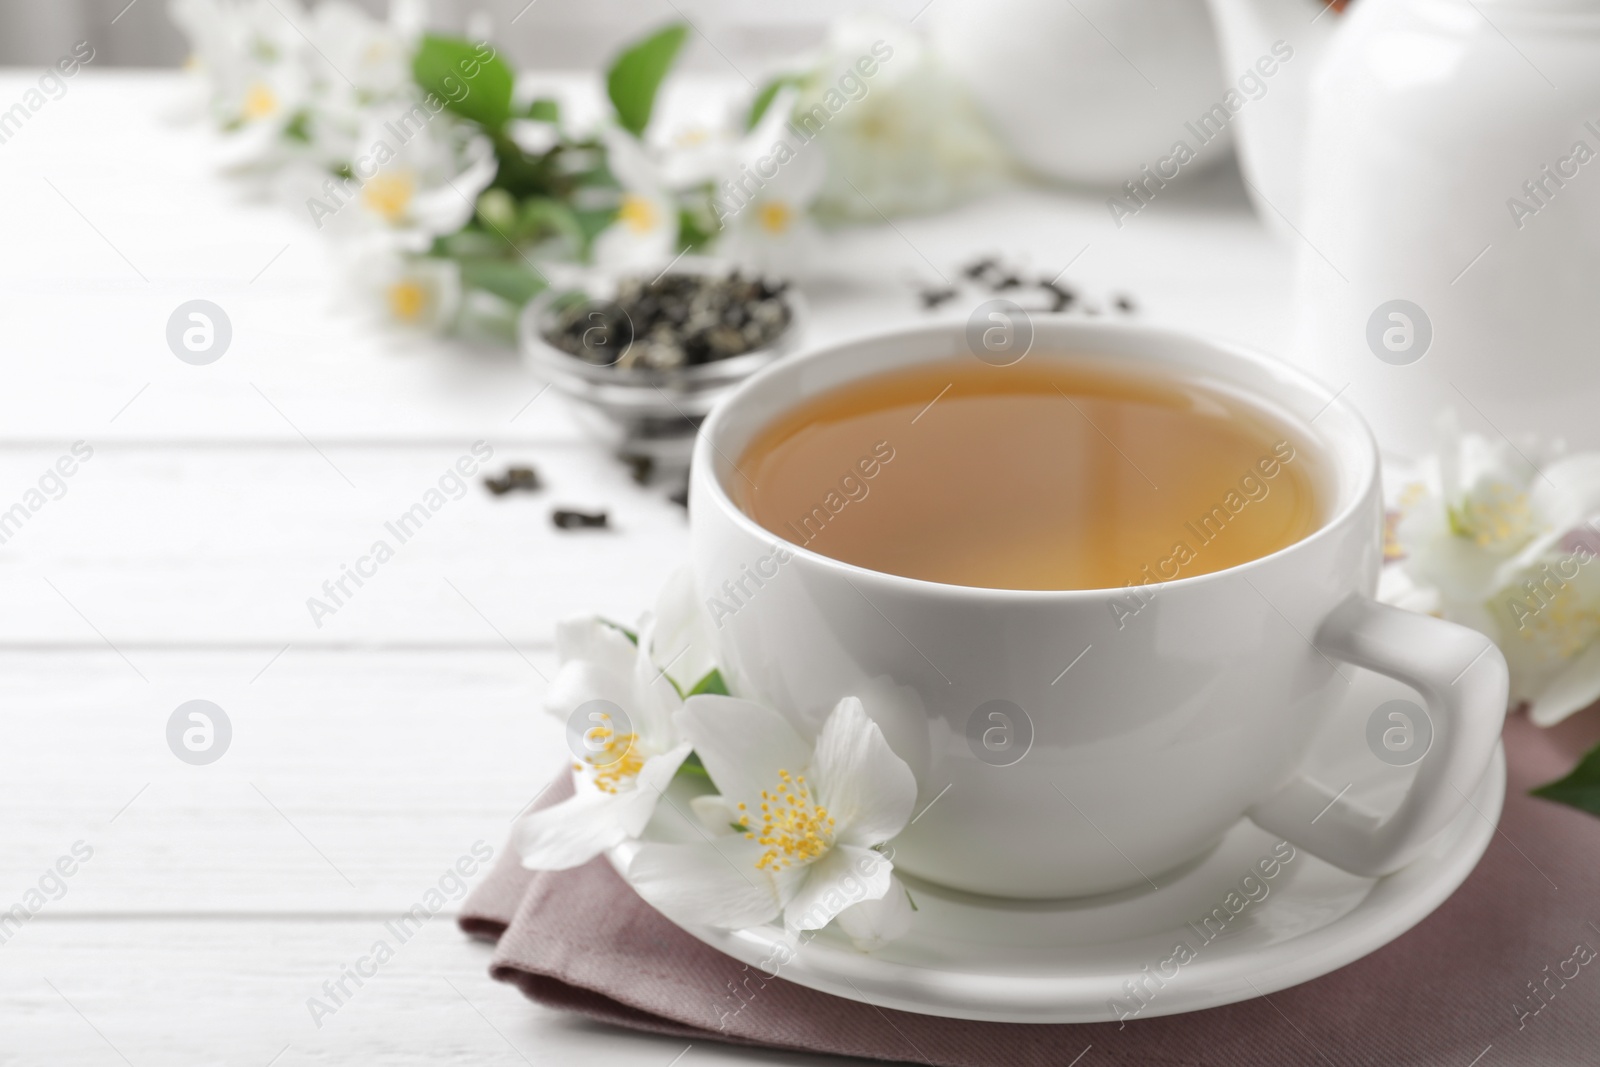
718;209;822;277
1537;453;1600;513
1445;598;1498;640
1404;530;1509;604
626;839;796;929
401;136;497;237
624;742;694;809
601;124;661;193
813;697;917;846
1527;642;1600;726
754;112;826;206
782;844;892;932
689;793;742;834
593;201;676;272
1434;410;1463;501
618;742;694;833
835;873;914;951
542;659;633;719
556;617;638;676
452;135;499;197
518;742;690;870
405;185;478;240
650;567;719;691
631;618;686;751
747;86;799;148
515;790;633;871
508;118;560;156
1376;566;1440;615
657;126;738;189
675;695;814;809
542;618;638;717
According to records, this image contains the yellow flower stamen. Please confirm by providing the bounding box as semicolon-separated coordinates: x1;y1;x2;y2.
619;194;660;235
1513;582;1600;660
744;770;834;871
757;201;793;236
856;114;890;140
242;81;279;121
577;723;645;794
362;171;416;223
386;280;430;323
1383;512;1405;562
1448;482;1534;550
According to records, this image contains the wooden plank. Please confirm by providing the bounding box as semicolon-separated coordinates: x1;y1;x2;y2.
0;919;812;1067
0;648;571;914
0;443;687;644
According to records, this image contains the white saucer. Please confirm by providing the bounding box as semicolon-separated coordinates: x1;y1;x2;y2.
611;668;1506;1024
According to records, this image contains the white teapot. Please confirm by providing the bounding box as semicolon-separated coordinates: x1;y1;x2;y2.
928;0;1235;186
1210;0;1600;457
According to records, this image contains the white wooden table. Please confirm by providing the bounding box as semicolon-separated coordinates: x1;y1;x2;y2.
0;71;1294;1065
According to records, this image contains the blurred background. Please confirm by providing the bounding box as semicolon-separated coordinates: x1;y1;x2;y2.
5;3;1600;1063
0;0;915;69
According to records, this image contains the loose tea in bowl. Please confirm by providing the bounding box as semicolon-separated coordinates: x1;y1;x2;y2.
518;259;804;470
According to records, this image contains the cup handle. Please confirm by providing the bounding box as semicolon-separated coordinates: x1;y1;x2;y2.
1245;593;1508;877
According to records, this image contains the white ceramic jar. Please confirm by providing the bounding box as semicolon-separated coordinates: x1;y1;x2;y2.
928;0;1234;186
1291;0;1600;458
1204;0;1340;238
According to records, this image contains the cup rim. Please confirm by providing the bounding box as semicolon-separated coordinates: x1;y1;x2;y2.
692;317;1380;602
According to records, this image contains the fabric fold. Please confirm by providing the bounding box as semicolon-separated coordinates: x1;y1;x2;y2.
462;714;1600;1067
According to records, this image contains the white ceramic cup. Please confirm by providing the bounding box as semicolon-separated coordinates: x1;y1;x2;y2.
688;319;1508;899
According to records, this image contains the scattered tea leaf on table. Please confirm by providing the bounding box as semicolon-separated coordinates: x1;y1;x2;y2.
1531;739;1600;817
552;508;610;530
482;466;541;496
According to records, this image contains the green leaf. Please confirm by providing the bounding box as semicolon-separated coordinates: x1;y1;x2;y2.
520;197;586;251
688;668;729;696
905;887;919;912
433;229;506;260
745;74;801;130
606;23;688;137
526;97;561;123
282;109;313;143
676;203;717;254
456;258;546;308
677;752;711;779
1531;740;1600;817
572;206;618;250
412;35;515;130
598;618;639;645
475;188;518;232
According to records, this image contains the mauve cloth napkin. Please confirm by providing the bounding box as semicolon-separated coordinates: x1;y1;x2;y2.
461;713;1600;1066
